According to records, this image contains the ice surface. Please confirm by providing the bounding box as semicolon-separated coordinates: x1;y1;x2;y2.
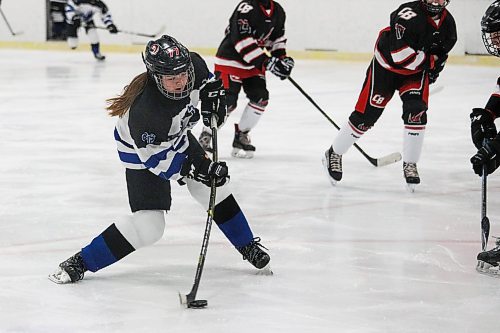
0;49;499;332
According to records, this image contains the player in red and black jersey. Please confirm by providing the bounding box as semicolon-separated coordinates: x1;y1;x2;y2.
198;0;294;159
322;0;457;192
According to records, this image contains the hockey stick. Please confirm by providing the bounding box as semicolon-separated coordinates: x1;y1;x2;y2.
179;115;219;309
287;76;401;167
481;164;490;251
95;25;165;38
0;8;22;36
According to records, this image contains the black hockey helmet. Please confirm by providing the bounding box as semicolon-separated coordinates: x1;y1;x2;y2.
142;35;195;100
421;0;450;15
482;0;500;57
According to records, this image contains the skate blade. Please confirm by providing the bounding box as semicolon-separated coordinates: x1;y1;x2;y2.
231;148;254;159
321;156;339;186
406;183;417;193
256;263;273;276
476;261;500;277
48;269;71;284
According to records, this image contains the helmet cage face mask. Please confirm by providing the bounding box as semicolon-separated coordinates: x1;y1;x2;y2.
421;0;450;15
152;64;195;100
482;1;500;57
143;35;195;100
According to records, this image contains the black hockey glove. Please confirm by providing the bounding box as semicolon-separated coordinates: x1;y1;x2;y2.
200;79;227;128
181;131;229;187
107;24;118;34
71;16;81;28
425;31;447;58
428;54;448;85
471;108;497;150
471;139;500;176
265;56;294;80
193;159;229;187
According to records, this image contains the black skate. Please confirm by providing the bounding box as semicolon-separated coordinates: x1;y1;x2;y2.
322;146;342;185
403;162;420;192
237;237;272;273
477;237;500;277
48;252;87;284
232;124;255;159
198;129;214;153
94;53;106;61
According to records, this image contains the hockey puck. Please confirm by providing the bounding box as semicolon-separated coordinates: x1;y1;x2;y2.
187;300;208;308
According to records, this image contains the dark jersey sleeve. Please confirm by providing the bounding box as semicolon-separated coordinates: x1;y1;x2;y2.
227;2;268;70
485;77;500;118
268;3;287;58
95;0;109;14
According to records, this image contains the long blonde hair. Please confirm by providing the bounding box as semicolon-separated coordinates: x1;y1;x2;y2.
106;72;148;117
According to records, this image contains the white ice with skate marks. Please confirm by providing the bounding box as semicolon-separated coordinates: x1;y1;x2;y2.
1;49;500;332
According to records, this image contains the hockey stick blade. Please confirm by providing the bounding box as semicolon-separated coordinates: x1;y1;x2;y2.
373;152;402;167
481;216;490;251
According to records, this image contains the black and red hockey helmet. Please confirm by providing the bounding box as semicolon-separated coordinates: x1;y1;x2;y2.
143;35;195;100
482;1;500;57
421;0;450;15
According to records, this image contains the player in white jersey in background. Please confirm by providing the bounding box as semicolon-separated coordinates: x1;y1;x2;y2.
65;0;118;60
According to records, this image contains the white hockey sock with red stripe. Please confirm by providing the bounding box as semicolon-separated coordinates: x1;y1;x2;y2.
403;125;426;162
238;102;266;132
332;121;366;155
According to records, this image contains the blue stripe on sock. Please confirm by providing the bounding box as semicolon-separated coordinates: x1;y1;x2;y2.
217;211;253;248
81;235;117;272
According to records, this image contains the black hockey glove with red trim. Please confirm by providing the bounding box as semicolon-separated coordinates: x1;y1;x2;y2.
265;56;294;80
471;108;497;150
200;79;227;128
471;138;500;176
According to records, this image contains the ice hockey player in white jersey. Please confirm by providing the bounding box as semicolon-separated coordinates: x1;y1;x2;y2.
65;0;118;60
470;0;500;276
48;35;271;284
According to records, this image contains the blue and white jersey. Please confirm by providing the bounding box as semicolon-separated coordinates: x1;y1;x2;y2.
114;52;211;181
65;0;114;27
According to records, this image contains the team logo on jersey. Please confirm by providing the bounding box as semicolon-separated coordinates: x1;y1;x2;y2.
407;111;426;124
141;132;156;144
395;23;406;40
238;19;252;34
371;94;386;105
237;2;253;14
150;44;160;55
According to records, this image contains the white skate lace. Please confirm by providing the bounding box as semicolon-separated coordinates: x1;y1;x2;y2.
328;150;342;172
403;162;419;178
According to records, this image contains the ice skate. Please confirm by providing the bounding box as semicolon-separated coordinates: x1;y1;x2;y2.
198;129;213;154
322;146;342;185
237;237;272;274
48;252;87;284
477;237;500;277
403;162;420;192
94;53;106;61
232;124;255;159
